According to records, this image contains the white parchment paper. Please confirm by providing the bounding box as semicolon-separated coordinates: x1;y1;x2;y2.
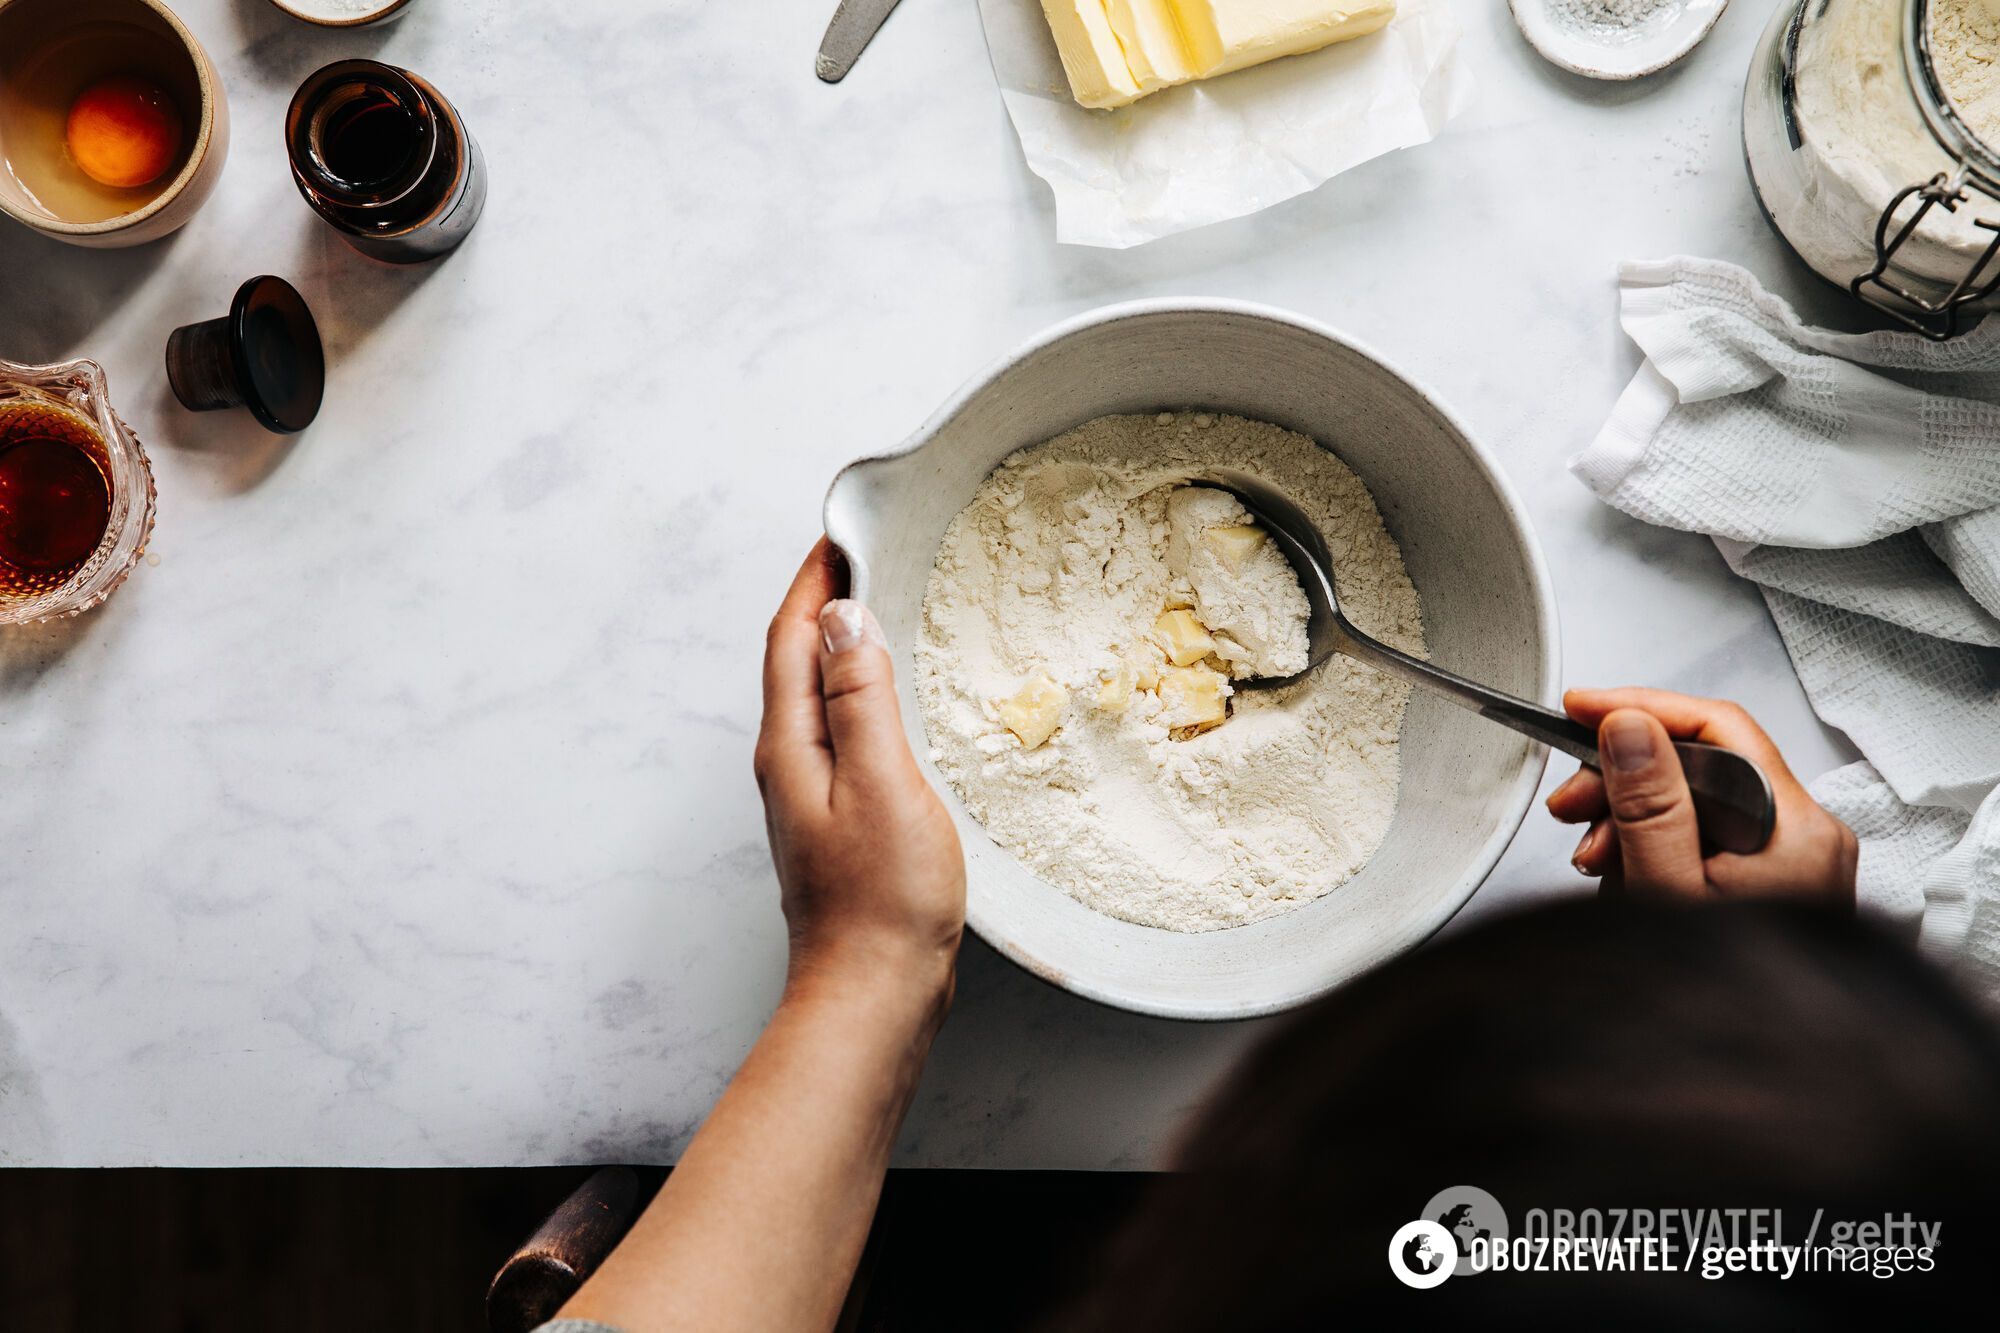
977;0;1473;248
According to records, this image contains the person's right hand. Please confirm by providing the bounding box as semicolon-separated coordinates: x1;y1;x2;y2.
1546;688;1857;910
754;540;966;1009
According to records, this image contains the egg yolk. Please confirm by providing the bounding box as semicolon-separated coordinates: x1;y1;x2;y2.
65;75;184;190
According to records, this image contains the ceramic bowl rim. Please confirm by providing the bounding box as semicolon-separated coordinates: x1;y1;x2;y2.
1507;0;1730;82
265;0;413;29
824;298;1559;1020
0;0;223;237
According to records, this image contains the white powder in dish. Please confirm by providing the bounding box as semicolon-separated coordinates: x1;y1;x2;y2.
282;0;402;19
915;412;1425;934
1547;0;1676;38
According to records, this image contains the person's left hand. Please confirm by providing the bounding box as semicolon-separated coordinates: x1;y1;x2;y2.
754;540;966;1007
556;542;968;1333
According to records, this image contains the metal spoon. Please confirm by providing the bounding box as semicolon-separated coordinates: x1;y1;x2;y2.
1196;472;1776;855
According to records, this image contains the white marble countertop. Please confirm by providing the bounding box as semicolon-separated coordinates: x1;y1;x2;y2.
0;0;1867;1167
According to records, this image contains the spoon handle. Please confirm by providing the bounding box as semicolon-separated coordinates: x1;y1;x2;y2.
1336;630;1776;855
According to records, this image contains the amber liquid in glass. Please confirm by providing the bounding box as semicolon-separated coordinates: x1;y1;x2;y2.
320;87;419;186
0;400;112;603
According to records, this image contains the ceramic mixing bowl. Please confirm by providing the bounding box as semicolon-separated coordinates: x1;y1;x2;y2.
824;301;1557;1020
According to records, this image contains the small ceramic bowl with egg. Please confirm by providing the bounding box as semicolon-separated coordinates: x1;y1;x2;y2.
0;0;228;248
825;302;1559;1020
267;0;416;28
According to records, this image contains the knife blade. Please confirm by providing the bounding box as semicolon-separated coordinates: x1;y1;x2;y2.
817;0;906;82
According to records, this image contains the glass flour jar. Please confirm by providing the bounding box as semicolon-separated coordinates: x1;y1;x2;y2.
1744;0;2000;337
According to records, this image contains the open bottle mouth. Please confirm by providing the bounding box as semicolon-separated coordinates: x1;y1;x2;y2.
287;59;437;207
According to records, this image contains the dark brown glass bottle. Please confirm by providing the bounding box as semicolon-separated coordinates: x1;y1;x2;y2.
286;60;486;264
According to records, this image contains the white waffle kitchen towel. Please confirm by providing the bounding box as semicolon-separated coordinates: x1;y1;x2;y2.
1573;257;2000;1001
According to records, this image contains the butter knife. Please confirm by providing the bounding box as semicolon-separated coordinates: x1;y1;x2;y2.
817;0;905;82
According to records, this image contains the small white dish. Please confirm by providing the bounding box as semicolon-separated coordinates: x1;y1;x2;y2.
267;0;414;28
1509;0;1728;81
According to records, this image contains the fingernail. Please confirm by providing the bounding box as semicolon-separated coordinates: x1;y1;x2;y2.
1602;713;1658;774
820;600;884;654
1572;826;1599;874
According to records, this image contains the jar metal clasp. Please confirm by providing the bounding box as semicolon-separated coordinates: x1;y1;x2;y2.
1853;167;2000;340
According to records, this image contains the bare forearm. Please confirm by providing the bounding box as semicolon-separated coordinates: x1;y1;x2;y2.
560;953;950;1332
562;559;969;1330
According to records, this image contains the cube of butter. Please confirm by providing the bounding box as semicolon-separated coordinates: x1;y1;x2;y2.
1204;523;1268;574
1129;649;1164;691
1039;0;1145;109
996;673;1069;749
1154;609;1217;667
1171;0;1398;79
1094;661;1138;712
1158;665;1230;735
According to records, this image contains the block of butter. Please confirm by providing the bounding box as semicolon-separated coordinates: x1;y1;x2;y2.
1042;0;1144;109
1040;0;1396;109
1105;0;1196;89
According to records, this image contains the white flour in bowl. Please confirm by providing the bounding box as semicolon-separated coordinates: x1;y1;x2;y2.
915;412;1425;933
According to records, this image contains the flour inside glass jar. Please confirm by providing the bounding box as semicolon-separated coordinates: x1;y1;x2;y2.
1790;0;2000;285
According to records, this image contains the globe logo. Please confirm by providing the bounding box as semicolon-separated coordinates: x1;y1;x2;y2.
1386;1220;1457;1290
1419;1185;1510;1277
1404;1231;1447;1274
